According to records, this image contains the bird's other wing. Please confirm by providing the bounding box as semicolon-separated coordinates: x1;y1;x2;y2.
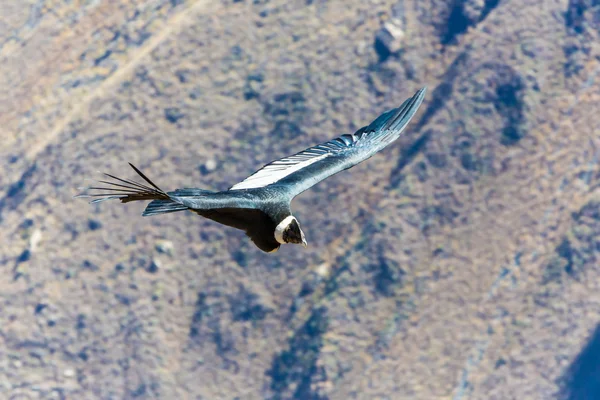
228;87;426;198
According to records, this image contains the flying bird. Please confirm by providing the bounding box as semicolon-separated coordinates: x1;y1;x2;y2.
77;87;426;252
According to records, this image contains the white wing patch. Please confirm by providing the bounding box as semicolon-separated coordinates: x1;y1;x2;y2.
230;152;329;190
229;134;360;191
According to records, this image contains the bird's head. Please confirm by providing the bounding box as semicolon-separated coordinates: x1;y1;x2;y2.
274;216;307;248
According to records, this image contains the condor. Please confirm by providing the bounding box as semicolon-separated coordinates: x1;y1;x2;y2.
77;88;426;252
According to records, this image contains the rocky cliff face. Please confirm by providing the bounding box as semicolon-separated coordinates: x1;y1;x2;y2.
1;0;600;399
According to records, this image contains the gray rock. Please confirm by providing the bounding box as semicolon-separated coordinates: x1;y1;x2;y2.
199;159;217;175
375;19;405;56
155;240;174;256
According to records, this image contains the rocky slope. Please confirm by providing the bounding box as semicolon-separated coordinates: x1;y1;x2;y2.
1;0;600;398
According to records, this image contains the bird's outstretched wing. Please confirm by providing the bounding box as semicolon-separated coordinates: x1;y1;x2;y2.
229;87;426;198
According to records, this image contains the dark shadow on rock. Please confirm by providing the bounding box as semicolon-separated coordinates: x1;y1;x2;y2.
388;131;431;188
189;293;208;339
493;67;526;145
559;323;600;400
563;1;600;80
441;2;472;45
542;201;600;285
0;163;38;222
243;71;265;101
374;35;392;63
267;307;329;400
263;91;308;140
441;0;502;46
565;0;600;35
164;107;185;124
415;50;469;131
229;284;271;322
469;62;527;146
363;255;405;297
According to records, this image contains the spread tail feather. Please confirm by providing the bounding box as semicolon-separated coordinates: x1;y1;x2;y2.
75;164;188;217
76;163;169;204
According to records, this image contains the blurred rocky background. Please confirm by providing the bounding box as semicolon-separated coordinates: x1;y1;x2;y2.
1;0;600;399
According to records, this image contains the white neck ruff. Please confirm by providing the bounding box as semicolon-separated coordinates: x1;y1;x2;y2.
275;216;296;244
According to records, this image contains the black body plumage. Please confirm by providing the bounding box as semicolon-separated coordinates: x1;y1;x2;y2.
76;88;426;252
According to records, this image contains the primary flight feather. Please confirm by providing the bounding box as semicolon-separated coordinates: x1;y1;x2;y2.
77;87;426;252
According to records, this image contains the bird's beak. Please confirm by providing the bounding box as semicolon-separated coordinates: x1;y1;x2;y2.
301;233;307;248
